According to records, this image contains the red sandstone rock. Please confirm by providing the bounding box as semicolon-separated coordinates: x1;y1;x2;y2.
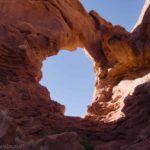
0;0;150;150
87;1;150;122
0;110;16;144
40;132;83;150
17;132;83;150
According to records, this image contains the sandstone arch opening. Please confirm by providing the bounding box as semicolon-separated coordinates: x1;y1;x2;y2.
40;48;94;117
1;1;150;149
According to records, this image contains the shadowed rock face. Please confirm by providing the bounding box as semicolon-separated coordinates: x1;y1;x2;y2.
0;0;150;149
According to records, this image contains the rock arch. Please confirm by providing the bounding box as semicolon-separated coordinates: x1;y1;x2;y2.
1;0;150;149
0;0;150;122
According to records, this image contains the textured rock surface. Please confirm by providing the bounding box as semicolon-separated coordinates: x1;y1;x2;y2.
87;0;150;122
37;132;84;150
20;132;84;150
0;0;150;150
0;111;16;145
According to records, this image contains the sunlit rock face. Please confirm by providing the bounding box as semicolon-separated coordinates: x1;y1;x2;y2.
0;0;150;149
0;0;107;123
87;2;150;122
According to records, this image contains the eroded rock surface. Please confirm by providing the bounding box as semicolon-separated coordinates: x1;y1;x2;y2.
87;0;150;122
0;0;150;149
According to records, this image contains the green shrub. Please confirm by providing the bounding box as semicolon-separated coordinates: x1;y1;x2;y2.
37;130;49;138
80;135;94;150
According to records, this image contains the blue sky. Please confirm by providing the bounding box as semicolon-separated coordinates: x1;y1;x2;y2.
40;0;145;117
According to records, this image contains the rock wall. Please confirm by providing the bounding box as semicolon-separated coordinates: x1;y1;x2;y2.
0;0;150;149
87;1;150;122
